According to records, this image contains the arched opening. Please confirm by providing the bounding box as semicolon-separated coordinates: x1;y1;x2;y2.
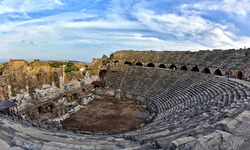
99;70;107;79
0;71;2;76
38;106;42;113
136;62;143;66
169;64;177;70
180;66;188;71
73;93;78;99
147;63;155;67
124;62;132;65
214;69;223;76
159;64;166;68
114;61;119;63
202;68;211;74
236;71;245;80
54;72;59;87
191;66;199;72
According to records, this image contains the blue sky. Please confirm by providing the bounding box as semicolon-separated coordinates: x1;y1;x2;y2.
1;0;250;62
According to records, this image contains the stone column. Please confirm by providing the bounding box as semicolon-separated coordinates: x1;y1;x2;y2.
59;75;63;90
8;85;12;99
26;86;29;95
52;82;55;94
62;65;65;83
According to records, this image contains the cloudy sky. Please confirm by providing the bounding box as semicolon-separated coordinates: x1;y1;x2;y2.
1;0;250;62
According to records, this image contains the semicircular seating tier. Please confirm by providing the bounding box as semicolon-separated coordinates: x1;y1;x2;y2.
1;65;250;149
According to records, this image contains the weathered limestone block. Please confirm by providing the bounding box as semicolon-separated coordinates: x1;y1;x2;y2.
91;58;103;76
136;96;146;104
9;147;25;150
125;92;133;100
169;136;196;150
192;130;245;150
225;111;250;139
115;89;121;99
10;137;42;150
0;139;10;150
106;90;115;97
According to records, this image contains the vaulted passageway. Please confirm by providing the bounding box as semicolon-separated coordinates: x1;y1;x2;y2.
159;64;166;68
202;68;211;74
214;69;223;76
147;63;155;67
169;65;177;70
180;66;188;71
191;66;199;72
236;71;245;80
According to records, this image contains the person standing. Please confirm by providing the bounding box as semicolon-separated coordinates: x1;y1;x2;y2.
225;71;229;80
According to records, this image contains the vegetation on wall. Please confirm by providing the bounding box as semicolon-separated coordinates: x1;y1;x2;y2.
0;63;7;72
49;62;80;73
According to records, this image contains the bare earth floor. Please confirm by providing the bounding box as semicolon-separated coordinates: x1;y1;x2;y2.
61;96;148;133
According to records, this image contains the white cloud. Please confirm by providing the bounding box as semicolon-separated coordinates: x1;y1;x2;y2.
0;0;64;15
1;0;250;61
181;0;250;17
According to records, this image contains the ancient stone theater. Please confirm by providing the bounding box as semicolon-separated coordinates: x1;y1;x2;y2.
1;49;250;149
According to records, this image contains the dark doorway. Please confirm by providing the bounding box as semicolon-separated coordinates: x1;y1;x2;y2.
124;62;132;65
147;63;155;67
214;69;223;76
180;66;188;71
0;71;2;76
114;61;119;63
136;62;143;66
202;68;211;74
99;70;107;79
159;64;166;68
73;93;78;99
54;72;59;87
169;65;177;70
38;106;42;113
236;71;245;80
191;66;199;72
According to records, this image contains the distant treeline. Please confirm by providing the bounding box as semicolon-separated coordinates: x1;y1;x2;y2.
49;62;91;72
49;62;80;73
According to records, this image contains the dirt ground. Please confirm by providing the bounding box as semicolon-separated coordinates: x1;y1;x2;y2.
61;96;149;133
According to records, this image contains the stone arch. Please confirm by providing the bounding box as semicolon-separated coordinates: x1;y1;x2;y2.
180;66;188;71
169;64;177;70
136;62;143;66
147;63;155;67
214;69;223;76
236;70;245;80
159;64;166;68
202;68;211;74
99;70;107;79
124;62;132;65
114;61;119;63
191;66;199;72
54;72;60;87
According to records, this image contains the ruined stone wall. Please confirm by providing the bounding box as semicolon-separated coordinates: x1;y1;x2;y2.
2;59;62;98
94;49;250;80
109;49;250;69
0;59;89;101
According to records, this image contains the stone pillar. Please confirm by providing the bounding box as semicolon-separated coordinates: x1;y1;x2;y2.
8;85;12;99
26;86;29;95
52;82;55;94
63;65;65;83
59;75;63;90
